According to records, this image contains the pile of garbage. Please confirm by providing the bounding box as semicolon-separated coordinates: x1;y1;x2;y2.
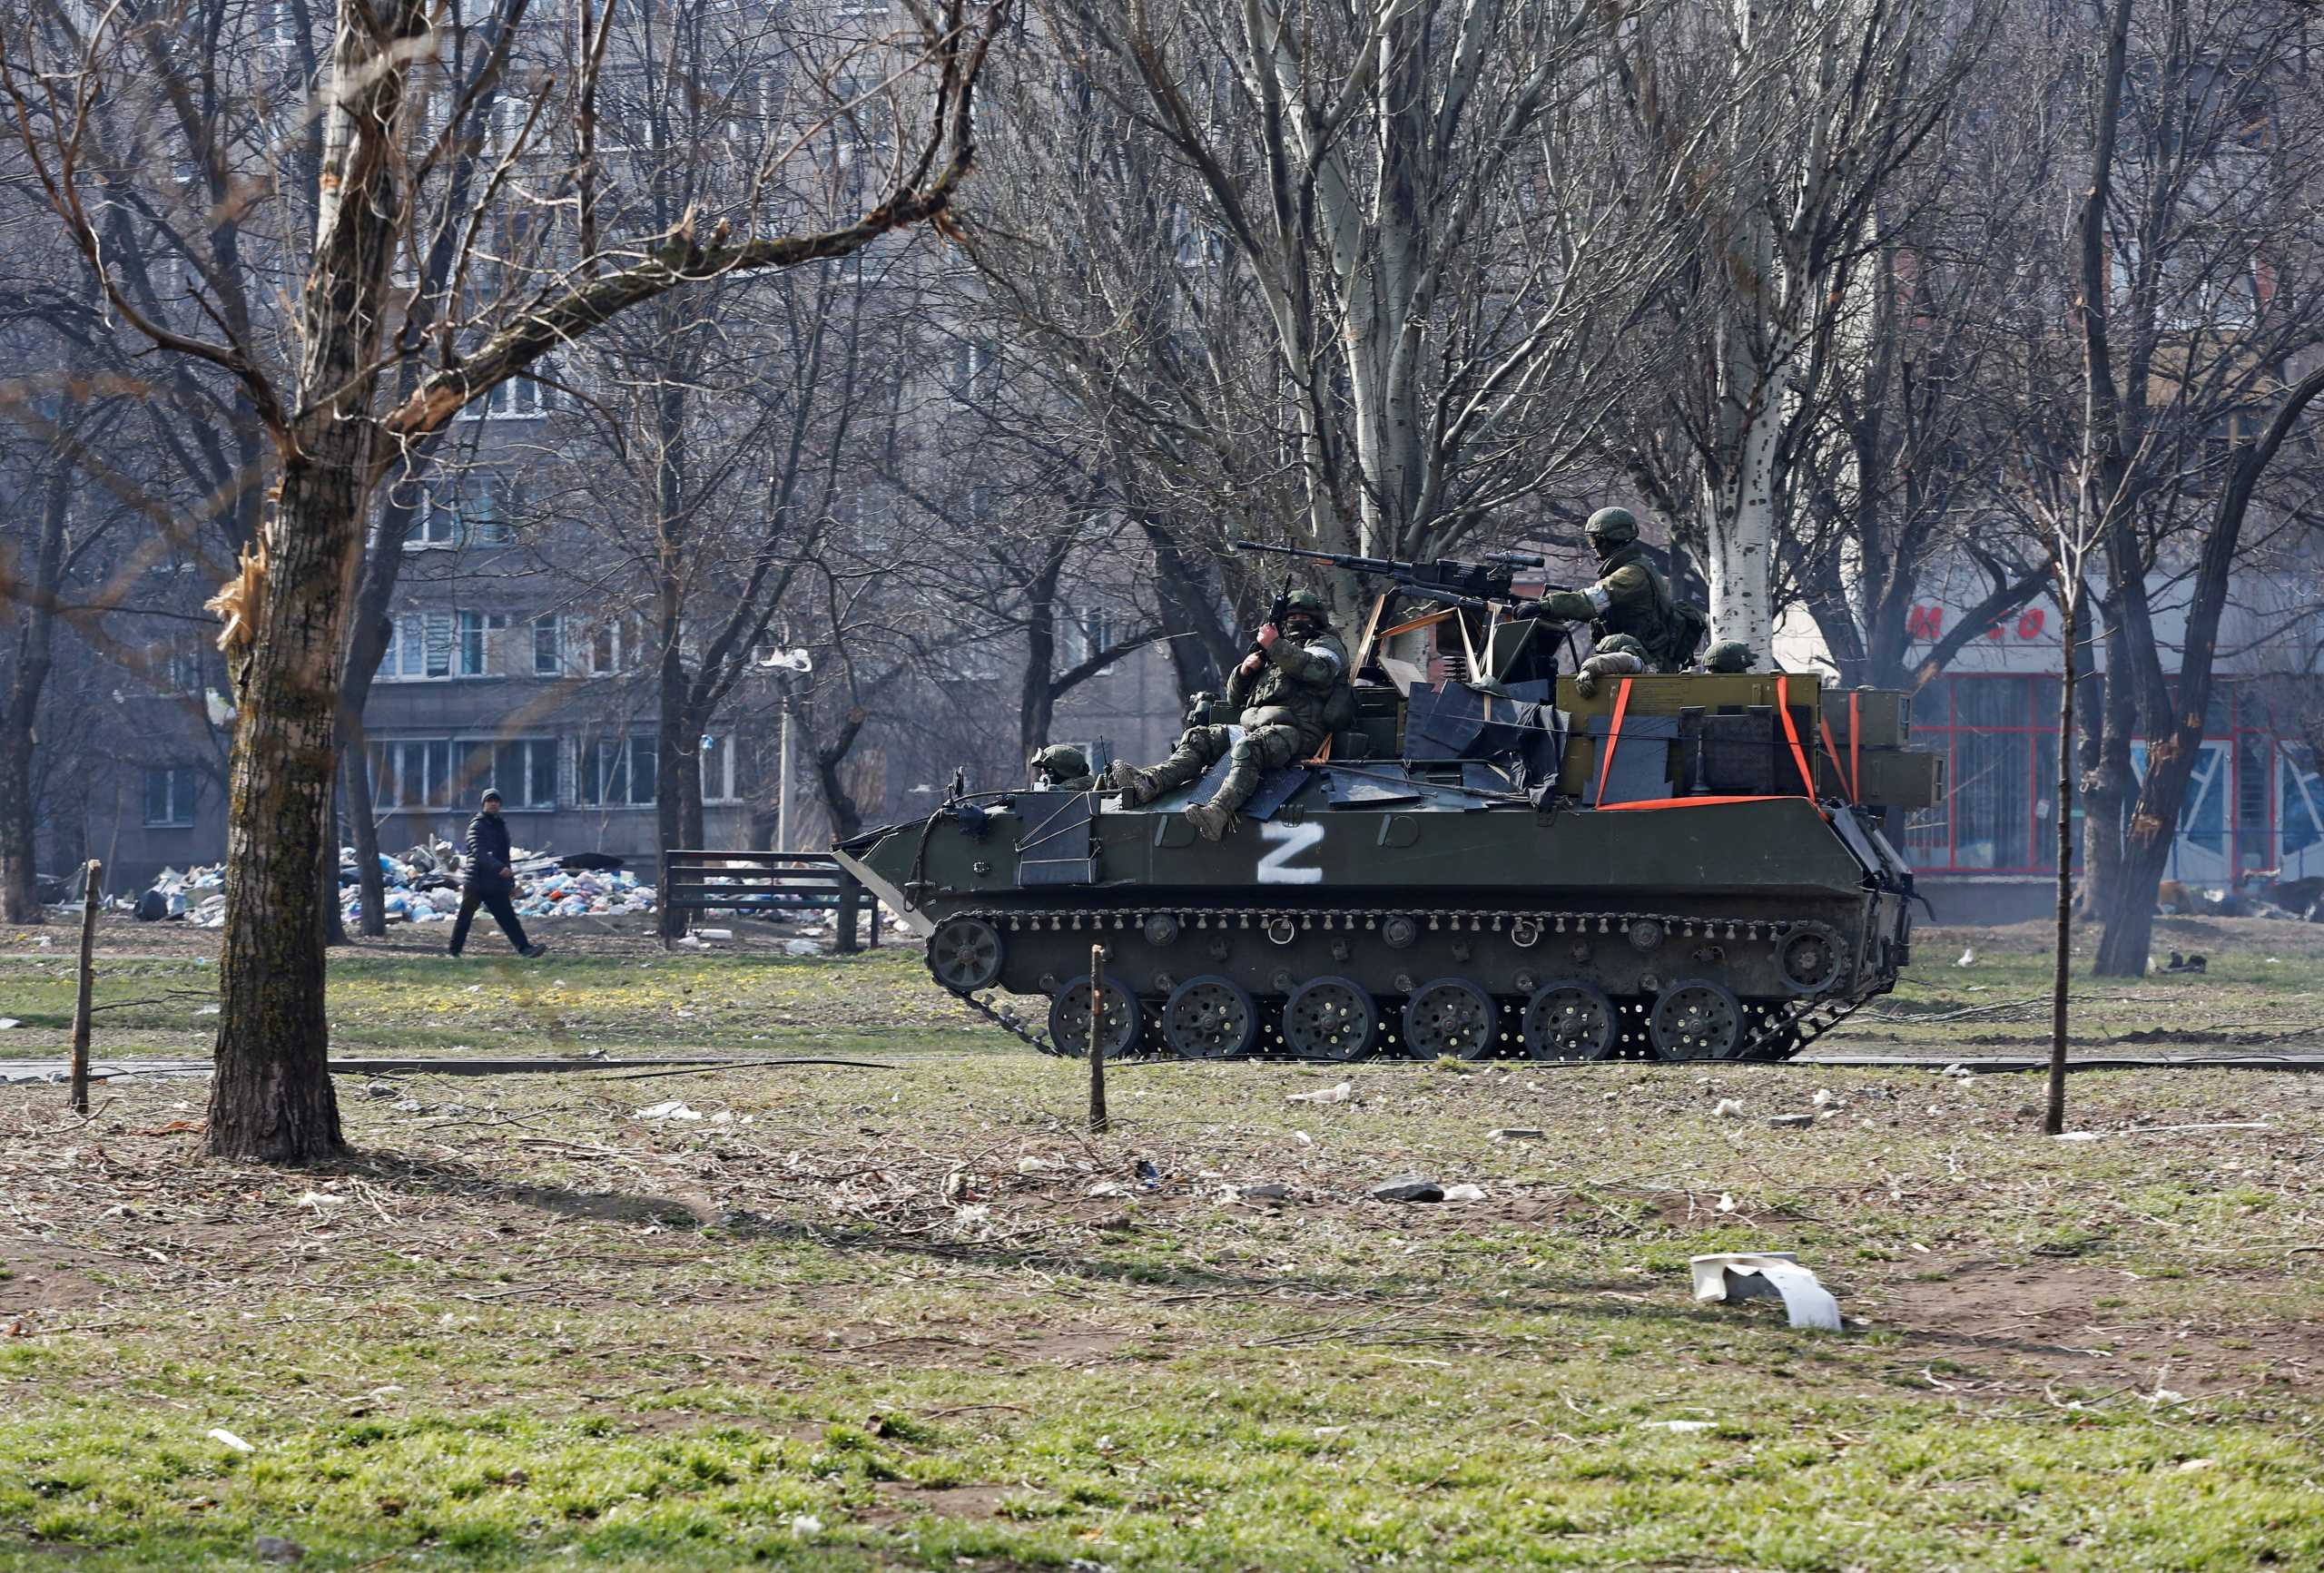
132;842;657;928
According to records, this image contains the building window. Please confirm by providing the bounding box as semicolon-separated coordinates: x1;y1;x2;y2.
586;615;645;675
408;473;520;547
458;611;508;676
1062;607;1118;668
533;614;563;675
578;734;657;807
383;613;499;680
369;739;456;810
456;739;558;810
701;735;756;804
949;338;999;400
143;768;198;827
484;356;562;418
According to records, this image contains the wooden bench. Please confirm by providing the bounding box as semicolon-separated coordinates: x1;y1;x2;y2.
658;850;881;953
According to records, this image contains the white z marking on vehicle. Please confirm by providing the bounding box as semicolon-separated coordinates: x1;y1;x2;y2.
1256;820;1325;884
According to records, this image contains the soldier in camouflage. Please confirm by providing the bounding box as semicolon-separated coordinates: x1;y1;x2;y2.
1514;508;1689;670
1105;589;1352;841
1701;639;1757;673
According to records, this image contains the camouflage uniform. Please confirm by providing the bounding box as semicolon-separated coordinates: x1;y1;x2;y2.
1519;509;1684;670
1109;592;1351;840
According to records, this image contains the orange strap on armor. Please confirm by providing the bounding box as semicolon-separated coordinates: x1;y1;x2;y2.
1776;675;1817;797
1594;677;1635;806
1850;690;1862;803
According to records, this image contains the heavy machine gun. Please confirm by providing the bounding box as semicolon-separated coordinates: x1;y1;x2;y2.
1231;539;1521;612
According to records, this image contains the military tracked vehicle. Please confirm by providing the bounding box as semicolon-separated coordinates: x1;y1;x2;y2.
832;575;1942;1064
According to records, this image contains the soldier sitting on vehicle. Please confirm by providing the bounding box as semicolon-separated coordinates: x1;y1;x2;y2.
1029;744;1097;791
1510;507;1706;672
1103;589;1353;841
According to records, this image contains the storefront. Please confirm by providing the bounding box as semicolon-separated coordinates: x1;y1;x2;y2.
1902;672;2324;890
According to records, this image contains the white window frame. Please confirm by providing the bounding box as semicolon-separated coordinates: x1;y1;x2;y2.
576;733;657;808
454;737;558;810
383;613;455;681
701;735;744;804
457;611;509;677
143;767;198;827
586;615;645;676
369;739;457;810
532;614;564;676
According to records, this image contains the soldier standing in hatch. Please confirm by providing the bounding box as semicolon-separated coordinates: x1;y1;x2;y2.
1513;507;1691;670
1104;588;1352;841
1029;744;1097;791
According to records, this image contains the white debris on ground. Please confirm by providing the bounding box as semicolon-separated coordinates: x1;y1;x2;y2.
132;841;655;929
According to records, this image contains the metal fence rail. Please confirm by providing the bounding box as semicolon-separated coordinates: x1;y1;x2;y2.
658;850;880;953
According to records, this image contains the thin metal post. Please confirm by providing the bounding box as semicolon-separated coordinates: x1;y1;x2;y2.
1087;942;1109;1133
68;860;101;1115
776;708;794;851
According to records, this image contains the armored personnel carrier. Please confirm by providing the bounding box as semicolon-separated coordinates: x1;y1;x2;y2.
832;565;1941;1064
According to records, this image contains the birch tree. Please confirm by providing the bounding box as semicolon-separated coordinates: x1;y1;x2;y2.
995;0;1677;603
1;0;1006;1161
1599;0;1990;654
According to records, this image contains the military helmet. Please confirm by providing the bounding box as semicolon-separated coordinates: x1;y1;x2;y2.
1031;743;1090;780
1283;588;1331;622
1585;506;1640;547
1595;633;1649;660
1703;639;1755;673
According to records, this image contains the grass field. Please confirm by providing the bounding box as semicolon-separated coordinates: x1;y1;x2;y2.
4;916;2323;1569
6;910;2324;1064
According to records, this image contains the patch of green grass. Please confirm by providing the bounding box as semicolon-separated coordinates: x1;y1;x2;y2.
5;927;2323;1569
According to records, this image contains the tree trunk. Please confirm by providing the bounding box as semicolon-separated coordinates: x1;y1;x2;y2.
1019;545;1068;757
655;681;699;942
1701;334;1790;656
319;767;348;948
1139;517;1231;694
2043;590;2080;1135
0;465;71;923
205;3;428;1162
205;444;363;1163
342;723;386;936
0;743;38;924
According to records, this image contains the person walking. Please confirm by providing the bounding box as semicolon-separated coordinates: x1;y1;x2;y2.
448;789;547;958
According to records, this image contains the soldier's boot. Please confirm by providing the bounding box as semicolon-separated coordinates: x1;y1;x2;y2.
1184;801;1235;841
1185;760;1262;842
1113;749;1208;808
1101;760;1155;803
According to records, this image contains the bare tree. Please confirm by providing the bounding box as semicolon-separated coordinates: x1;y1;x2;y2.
976;0;1675;628
1599;0;1991;655
1999;0;2324;973
2;0;1005;1160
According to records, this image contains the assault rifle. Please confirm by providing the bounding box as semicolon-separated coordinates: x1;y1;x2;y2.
1231;539;1519;606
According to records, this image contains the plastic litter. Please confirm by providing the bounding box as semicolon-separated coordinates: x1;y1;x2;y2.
633;1100;704;1121
207;1427;255;1452
128;839;664;928
1287;1081;1353;1104
1690;1252;1842;1331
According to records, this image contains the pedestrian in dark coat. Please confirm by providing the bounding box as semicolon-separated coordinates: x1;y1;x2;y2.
448;789;546;958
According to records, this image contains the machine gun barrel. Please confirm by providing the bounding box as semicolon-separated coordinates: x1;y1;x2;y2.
1389;578;1493;613
1230;539;1515;604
